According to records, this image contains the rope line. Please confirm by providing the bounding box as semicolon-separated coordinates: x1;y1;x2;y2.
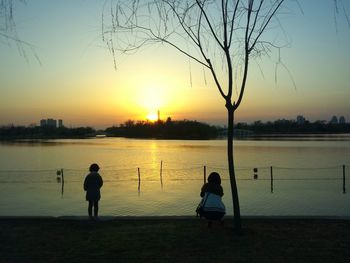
1;164;349;173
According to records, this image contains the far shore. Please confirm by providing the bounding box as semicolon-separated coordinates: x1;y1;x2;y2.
1;132;350;142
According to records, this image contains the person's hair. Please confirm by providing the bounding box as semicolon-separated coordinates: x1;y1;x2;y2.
207;172;221;185
89;163;100;172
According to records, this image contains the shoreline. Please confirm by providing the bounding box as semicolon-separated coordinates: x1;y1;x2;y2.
1;132;350;142
1;215;350;221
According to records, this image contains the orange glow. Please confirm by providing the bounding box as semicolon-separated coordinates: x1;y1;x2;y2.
146;112;158;122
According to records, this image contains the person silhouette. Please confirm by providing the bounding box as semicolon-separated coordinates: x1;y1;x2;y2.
198;172;226;227
83;163;103;220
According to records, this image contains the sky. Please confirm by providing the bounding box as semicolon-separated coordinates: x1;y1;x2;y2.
0;0;349;129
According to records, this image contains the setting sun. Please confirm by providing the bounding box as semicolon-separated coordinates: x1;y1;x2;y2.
146;112;159;122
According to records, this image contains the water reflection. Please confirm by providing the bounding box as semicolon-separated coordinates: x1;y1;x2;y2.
244;134;350;141
0;138;112;146
0;138;349;216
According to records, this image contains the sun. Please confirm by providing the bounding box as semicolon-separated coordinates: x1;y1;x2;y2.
146;112;158;122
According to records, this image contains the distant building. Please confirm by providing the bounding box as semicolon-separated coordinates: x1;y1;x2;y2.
47;118;57;127
329;116;338;124
339;116;346;124
40;118;62;128
40;119;47;127
296;115;306;125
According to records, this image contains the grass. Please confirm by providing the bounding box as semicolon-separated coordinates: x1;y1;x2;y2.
0;217;349;263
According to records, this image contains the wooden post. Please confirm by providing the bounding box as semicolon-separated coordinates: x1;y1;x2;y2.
138;167;141;192
61;168;64;195
203;165;206;183
270;166;273;193
160;160;163;188
253;168;258;180
343;165;346;194
56;170;61;182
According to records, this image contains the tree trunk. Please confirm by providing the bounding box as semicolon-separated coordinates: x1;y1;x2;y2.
227;105;242;232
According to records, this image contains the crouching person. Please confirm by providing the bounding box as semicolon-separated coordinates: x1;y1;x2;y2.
198;172;225;227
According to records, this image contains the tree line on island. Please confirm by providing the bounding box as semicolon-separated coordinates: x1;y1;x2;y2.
105;118;217;139
1;117;349;140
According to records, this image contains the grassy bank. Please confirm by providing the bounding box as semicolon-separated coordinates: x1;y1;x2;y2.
0;217;349;263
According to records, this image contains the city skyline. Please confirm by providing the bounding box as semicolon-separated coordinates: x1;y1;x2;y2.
0;1;349;128
1;114;347;129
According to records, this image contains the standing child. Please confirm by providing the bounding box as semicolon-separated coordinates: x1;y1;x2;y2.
84;163;103;220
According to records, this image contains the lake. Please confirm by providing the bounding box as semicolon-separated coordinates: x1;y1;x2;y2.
0;137;349;217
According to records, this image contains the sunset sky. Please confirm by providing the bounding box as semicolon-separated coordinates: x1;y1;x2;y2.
0;1;349;128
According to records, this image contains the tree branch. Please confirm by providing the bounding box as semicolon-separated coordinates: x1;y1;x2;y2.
195;0;225;50
228;0;240;48
249;0;285;53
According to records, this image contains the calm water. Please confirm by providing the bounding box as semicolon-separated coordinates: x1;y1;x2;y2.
0;137;349;217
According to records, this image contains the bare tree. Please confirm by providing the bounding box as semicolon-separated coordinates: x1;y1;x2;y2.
0;0;39;62
1;0;23;51
102;0;294;231
101;0;350;231
0;0;16;36
0;0;348;231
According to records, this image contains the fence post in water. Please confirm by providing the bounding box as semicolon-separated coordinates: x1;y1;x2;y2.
270;166;273;193
138;167;141;192
343;165;346;194
203;165;206;183
61;168;64;195
253;168;258;180
160;160;163;188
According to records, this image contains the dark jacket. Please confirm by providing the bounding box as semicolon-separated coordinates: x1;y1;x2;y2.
200;182;223;197
84;172;103;201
